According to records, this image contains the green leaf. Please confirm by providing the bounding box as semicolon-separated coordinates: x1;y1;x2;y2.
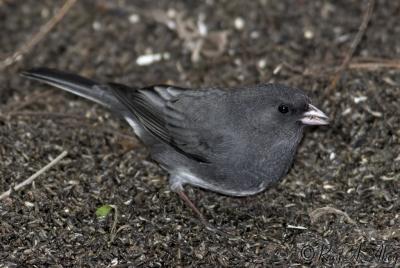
96;204;113;218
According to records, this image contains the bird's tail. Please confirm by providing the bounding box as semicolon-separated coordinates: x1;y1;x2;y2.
21;67;121;110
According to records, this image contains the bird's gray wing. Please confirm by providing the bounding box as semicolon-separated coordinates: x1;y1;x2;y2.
109;83;222;163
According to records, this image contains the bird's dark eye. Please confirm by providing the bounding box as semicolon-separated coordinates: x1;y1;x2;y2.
278;104;289;114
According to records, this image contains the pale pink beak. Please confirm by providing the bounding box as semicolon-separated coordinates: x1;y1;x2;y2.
300;104;329;125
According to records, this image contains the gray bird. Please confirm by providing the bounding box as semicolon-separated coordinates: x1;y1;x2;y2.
21;68;328;226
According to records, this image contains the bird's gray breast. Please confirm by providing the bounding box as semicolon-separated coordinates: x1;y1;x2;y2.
205;129;304;195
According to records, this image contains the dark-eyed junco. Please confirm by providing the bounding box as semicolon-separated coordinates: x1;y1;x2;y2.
21;68;328;225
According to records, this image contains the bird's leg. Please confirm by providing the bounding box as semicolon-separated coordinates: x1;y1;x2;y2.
169;175;208;225
171;183;232;237
175;189;208;225
175;189;235;237
169;176;234;237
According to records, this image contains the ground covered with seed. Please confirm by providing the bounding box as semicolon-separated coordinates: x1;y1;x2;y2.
0;0;399;267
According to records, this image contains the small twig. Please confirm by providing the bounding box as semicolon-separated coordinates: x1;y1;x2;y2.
325;0;375;96
0;151;68;200
287;224;308;230
109;205;119;243
349;60;400;70
0;0;77;70
309;206;356;225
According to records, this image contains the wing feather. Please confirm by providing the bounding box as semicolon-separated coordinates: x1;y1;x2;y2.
109;84;212;163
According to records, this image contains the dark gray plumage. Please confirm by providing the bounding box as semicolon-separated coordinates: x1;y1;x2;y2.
21;67;328;223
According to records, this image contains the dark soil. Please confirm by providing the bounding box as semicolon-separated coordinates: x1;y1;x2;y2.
1;0;399;267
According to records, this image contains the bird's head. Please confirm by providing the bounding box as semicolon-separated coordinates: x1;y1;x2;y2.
249;84;329;138
273;93;329;127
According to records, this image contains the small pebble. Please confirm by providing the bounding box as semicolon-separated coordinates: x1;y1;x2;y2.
128;14;140;24
250;31;260;39
304;29;314;39
24;201;35;207
197;14;208;36
258;59;267;69
136;53;170;66
234;17;245;30
92;21;101;31
353;96;367;103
